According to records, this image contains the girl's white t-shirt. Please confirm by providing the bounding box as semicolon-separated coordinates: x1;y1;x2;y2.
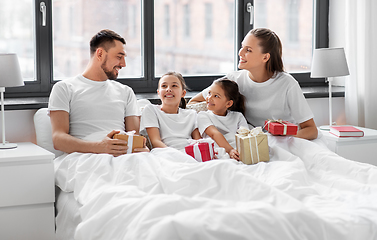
197;110;248;148
140;104;198;150
48;75;140;140
202;70;314;127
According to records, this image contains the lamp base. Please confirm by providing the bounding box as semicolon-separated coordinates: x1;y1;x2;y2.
319;125;331;131
0;142;17;149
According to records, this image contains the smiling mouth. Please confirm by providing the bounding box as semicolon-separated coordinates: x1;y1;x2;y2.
164;94;174;98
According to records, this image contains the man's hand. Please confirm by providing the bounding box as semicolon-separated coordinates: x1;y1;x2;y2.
133;137;150;153
96;130;129;157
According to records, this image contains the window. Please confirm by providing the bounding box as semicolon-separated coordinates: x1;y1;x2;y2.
0;0;35;81
4;0;328;98
154;0;235;77
205;3;213;39
183;4;190;38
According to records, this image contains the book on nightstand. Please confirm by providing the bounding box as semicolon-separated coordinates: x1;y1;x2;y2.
329;126;364;137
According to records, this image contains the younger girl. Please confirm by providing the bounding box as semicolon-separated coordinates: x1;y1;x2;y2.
197;78;248;160
140;71;201;150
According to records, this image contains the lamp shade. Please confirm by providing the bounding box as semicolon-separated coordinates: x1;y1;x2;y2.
310;48;350;78
0;53;24;87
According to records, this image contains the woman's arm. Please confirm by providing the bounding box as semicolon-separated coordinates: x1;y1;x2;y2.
204;125;239;160
188;92;206;104
296;118;318;140
146;127;168;148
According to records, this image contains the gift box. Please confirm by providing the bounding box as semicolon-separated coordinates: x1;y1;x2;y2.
185;139;215;162
235;127;269;165
264;119;298;136
113;132;145;153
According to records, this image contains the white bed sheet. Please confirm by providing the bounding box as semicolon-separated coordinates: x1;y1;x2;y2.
55;189;82;240
54;135;377;240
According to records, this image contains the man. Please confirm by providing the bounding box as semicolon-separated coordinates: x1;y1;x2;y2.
49;29;147;156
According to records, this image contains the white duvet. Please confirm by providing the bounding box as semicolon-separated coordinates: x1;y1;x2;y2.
54;135;377;240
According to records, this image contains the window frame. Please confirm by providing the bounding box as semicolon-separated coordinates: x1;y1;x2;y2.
6;0;328;98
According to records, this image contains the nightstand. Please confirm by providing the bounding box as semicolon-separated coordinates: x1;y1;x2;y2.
0;142;55;240
321;126;377;166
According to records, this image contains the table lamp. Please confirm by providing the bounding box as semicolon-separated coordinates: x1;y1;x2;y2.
0;53;25;149
310;48;349;130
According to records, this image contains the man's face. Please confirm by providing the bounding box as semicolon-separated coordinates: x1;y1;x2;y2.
101;40;127;80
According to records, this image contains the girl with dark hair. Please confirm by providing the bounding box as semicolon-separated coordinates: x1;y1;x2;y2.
197;78;248;160
140;72;201;149
190;28;318;140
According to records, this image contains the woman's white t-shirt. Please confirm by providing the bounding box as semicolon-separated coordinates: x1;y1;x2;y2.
140;104;198;150
202;70;314;127
197;110;248;148
48;75;140;140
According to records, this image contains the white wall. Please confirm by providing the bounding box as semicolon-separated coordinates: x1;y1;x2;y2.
2;98;345;144
2;109;37;144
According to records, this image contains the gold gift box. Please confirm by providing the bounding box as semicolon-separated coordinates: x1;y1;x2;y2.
235;133;269;165
113;134;145;153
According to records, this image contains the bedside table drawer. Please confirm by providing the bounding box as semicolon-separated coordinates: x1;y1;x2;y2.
0;163;54;208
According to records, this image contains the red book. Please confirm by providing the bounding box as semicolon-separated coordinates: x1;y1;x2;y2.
329;126;364;137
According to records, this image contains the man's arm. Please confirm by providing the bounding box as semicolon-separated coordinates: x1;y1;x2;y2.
125;115;141;134
50;110;129;156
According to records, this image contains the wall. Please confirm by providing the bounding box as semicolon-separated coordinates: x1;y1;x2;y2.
1;97;345;144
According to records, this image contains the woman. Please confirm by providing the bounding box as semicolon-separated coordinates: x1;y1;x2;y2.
189;28;318;140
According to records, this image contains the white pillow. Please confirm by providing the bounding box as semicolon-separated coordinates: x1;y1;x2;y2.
33;108;64;158
186;101;207;113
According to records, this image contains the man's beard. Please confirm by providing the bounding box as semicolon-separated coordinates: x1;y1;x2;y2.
101;57;119;80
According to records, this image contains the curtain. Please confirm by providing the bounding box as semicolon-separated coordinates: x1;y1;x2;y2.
343;0;377;129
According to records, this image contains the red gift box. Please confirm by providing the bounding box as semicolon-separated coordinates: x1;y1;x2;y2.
185;140;215;162
264;120;298;136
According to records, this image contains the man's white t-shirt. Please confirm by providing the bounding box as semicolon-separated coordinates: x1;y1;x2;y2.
202;70;314;127
48;75;140;140
140;104;198;150
197;110;248;148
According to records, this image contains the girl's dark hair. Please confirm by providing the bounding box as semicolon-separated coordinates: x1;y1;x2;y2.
160;71;188;109
248;28;284;73
213;77;245;114
90;29;126;56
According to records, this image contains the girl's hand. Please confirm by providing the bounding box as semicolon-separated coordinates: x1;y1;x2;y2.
229;148;240;161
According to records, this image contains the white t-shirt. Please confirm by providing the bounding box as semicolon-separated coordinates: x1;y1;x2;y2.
202;70;314;127
140;104;198;150
197;110;248;148
48;75;140;140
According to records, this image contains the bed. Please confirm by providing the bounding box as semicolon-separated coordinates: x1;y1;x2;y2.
33;108;377;240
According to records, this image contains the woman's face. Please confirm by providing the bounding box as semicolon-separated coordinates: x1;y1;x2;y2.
238;34;270;72
157;75;186;106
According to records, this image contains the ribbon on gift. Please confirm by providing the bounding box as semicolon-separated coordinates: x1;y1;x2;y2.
187;138;215;162
237;127;263;164
125;130;136;154
264;119;287;135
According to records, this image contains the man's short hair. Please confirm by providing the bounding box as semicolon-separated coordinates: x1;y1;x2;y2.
90;29;126;56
